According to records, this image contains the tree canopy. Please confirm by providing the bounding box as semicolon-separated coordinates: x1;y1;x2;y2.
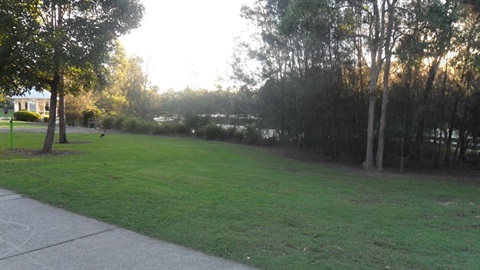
0;0;144;152
233;0;480;170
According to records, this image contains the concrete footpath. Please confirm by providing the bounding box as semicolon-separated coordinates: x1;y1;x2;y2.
0;189;256;270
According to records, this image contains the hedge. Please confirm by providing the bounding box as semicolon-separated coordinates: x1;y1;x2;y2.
13;110;41;122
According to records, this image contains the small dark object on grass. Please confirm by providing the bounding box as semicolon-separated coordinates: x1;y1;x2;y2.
100;131;106;138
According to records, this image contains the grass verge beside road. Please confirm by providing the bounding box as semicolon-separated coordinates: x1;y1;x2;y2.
1;131;479;269
0;119;46;128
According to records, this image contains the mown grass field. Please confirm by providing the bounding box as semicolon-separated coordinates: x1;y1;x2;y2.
0;120;46;128
0;128;479;269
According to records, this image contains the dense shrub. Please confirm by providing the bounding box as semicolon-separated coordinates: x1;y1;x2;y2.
138;121;155;134
100;115;152;133
262;136;279;146
121;117;136;132
13;110;41;121
204;124;228;140
100;116;115;129
243;125;262;145
225;127;238;140
100;114;273;147
199;125;248;142
82;109;101;127
153;123;168;135
154;123;189;135
183;113;210;132
233;129;244;143
66;111;80;126
112;115;127;130
121;117;154;134
172;123;191;135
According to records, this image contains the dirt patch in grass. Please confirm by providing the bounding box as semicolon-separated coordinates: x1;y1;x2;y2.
5;148;82;156
267;145;480;182
436;200;457;207
350;194;384;205
56;141;92;145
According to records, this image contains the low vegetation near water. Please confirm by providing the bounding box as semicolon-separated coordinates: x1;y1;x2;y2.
0;130;479;269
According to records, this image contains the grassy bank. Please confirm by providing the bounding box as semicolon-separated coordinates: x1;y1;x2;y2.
0;131;479;269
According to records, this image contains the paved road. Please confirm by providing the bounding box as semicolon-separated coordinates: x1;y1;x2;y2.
0;189;256;270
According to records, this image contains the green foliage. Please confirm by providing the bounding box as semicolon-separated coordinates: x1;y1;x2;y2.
203;124;229;141
183;113;210;132
169;122;191;135
65;91;98;127
121;117;154;134
243;125;262;145
151;124;169;135
101;115;154;133
197;124;274;145
156;89;258;119
13;110;41;122
0;0;144;152
262;136;280;146
100;115;115;129
233;128;245;143
152;122;191;136
95;46;162;119
234;0;480;169
81;108;101;127
0;1;144;95
196;124;248;143
225;126;240;141
101;114;195;135
112;115;128;130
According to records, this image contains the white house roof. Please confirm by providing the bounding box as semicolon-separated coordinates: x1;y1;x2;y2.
11;88;51;99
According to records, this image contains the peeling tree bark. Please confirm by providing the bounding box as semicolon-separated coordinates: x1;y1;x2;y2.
364;0;385;171
376;0;397;171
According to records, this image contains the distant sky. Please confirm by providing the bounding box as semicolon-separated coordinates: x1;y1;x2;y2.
119;0;255;91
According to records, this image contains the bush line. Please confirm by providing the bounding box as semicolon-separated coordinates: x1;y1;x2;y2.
100;115;278;146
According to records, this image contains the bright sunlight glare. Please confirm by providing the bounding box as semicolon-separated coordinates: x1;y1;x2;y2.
119;0;255;91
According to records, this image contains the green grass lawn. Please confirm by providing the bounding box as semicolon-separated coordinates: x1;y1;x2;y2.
0;119;46;128
1;132;479;269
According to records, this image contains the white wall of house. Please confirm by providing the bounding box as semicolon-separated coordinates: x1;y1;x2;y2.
11;88;57;117
13;99;50;116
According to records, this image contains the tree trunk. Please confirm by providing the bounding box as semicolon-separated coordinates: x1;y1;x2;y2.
415;55;442;163
375;0;396;171
376;82;390;171
365;94;376;170
364;0;385;171
42;72;60;153
433;128;440;167
444;90;460;166
457;99;470;163
458;130;468;163
58;83;68;144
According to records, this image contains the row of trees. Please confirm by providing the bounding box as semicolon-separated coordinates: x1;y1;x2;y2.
1;0;478;172
64;45;253;127
65;43;163;125
231;0;480;170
